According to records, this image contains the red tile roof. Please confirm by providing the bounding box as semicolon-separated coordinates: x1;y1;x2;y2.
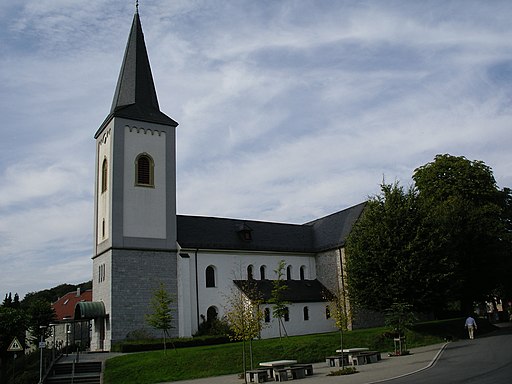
52;289;92;321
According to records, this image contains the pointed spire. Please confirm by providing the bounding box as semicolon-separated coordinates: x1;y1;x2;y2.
109;10;177;127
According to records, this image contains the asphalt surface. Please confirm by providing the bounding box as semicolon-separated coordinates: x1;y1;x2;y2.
380;322;512;384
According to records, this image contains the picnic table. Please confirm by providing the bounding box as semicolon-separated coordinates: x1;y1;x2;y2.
334;348;381;365
259;360;298;381
336;347;369;353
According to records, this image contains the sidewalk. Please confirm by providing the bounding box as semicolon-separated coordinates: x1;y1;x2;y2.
164;343;447;384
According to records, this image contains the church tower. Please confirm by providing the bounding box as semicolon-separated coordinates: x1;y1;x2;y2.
91;8;179;351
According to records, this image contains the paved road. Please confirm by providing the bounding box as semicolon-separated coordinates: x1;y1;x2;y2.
384;323;512;384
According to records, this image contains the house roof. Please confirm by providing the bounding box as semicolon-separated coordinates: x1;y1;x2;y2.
177;202;366;253
233;279;331;303
51;289;92;321
96;10;177;138
306;201;366;251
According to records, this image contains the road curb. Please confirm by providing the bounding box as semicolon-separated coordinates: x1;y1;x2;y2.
365;342;449;384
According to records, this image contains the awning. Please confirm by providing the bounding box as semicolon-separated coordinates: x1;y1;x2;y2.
74;301;106;320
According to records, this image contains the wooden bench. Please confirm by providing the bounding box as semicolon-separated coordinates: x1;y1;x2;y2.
246;369;268;383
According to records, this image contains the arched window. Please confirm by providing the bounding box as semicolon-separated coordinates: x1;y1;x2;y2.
286;265;292;280
206;266;216;288
247;265;254;280
264;308;271;323
207;306;218;323
101;158;108;193
260;265;266;280
135;153;154;186
303;306;309;321
284;307;290;322
300;266;306;280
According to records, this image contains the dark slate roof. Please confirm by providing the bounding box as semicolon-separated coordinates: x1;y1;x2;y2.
306;201;366;251
96;11;177;138
233;279;331;303
177;215;314;252
176;202;366;253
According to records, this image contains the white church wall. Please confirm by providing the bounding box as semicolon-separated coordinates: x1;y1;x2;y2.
259;302;336;338
184;249;334;337
96;124;113;246
123;124;167;239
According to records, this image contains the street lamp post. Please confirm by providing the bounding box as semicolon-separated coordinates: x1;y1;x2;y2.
38;325;47;384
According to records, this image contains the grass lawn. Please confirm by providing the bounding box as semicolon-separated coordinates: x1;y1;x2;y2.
104;318;490;384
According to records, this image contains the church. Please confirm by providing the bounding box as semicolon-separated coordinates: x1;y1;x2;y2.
75;8;374;352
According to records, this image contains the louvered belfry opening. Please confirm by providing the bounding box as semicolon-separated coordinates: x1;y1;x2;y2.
136;154;153;186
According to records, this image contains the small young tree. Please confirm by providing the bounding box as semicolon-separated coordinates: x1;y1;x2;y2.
268;260;289;339
385;302;416;355
225;279;265;382
328;286;351;369
145;283;174;353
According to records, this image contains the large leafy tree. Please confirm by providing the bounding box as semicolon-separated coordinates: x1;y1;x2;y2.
346;182;453;313
26;299;57;343
413;154;510;312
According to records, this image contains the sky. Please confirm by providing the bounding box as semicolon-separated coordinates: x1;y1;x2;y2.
1;0;512;300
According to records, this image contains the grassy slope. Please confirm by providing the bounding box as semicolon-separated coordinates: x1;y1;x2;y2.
104;318;496;384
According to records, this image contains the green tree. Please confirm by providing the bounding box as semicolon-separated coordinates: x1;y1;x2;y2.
145;283;174;353
224;280;265;381
0;306;28;383
346;182;452;313
413;154;510;313
327;285;351;369
385;302;416;355
268;260;289;339
26;299;56;343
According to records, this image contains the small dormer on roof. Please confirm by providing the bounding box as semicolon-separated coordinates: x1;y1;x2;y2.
237;222;253;242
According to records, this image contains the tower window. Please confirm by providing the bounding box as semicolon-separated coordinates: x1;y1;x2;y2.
247;265;254;280
135;153;154;187
286;265;292;280
206;265;216;288
101;158;108;193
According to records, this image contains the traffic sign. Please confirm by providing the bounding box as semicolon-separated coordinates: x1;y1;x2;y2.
7;337;23;352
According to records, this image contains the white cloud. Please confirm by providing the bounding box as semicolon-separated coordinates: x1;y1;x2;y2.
1;0;512;298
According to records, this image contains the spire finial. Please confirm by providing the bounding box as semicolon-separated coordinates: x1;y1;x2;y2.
136;0;139;13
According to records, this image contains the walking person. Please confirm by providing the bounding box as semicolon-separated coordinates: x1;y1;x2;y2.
465;316;477;339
